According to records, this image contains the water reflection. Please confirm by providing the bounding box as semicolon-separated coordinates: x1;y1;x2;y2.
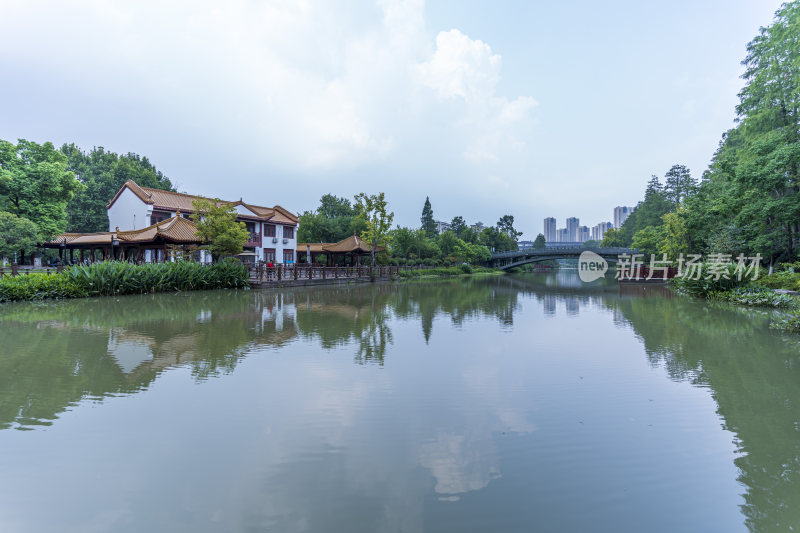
1;274;799;531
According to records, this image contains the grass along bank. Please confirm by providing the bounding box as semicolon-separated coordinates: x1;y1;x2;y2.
0;260;249;302
667;262;800;332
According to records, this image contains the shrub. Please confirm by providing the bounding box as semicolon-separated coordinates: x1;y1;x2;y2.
0;260;249;302
707;287;797;308
460;263;473;274
770;310;800;332
754;271;800;291
0;272;87;302
668;263;746;296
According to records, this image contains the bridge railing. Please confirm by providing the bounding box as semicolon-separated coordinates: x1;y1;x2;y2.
490;247;635;260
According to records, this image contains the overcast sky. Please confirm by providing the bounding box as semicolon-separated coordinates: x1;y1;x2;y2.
0;0;784;237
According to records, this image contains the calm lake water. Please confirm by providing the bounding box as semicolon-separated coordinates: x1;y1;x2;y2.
1;273;799;532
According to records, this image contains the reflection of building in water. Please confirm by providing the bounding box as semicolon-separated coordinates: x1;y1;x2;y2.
565;297;579;316
542;294;557;316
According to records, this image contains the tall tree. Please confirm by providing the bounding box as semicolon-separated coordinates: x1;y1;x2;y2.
497;215;522;240
533;233;546;249
61;144;174;233
190;198;250;260
298;194;366;244
355;192;394;266
420;197;437;238
449;216;467;238
0;139;81;241
663;164;696;206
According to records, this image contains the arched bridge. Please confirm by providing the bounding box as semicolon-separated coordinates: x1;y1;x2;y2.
489;246;635;270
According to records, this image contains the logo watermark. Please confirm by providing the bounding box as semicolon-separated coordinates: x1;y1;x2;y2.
577;252;762;283
578;251;608;282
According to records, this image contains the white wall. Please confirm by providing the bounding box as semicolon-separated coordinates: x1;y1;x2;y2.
107;188;152;231
258;222;297;263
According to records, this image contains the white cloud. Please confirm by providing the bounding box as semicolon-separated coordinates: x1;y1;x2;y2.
0;0;534;167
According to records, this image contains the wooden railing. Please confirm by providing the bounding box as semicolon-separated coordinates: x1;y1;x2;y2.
0;264;62;279
247;264;428;284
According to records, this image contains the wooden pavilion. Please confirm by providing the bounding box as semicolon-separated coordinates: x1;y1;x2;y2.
297;234;385;266
43;215;203;263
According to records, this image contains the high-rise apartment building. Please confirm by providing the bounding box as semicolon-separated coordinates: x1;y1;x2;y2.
613;206;634;228
566;217;579;242
591;221;614;241
543;217;556;242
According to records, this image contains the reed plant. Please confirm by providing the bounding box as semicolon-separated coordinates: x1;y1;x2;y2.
0;260;249;302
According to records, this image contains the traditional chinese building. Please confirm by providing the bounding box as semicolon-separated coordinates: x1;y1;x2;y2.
46;180;299;264
297;234;385;266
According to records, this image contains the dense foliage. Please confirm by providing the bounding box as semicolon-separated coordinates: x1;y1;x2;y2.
0;212;38;260
61;144;174;233
298;194;366;244
0;139;82;242
0;260;249;302
603;3;800;275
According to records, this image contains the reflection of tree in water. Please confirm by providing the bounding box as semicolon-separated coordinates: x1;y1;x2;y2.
0;290;297;430
391;278;521;342
609;295;800;531
294;284;396;365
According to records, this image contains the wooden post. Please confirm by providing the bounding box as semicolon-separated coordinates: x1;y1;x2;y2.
11;263;19;276
294;264;298;280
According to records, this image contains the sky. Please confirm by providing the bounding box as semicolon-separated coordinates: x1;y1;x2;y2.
0;0;785;238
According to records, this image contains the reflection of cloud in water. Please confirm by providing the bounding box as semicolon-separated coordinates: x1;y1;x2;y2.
419;433;501;498
108;332;153;374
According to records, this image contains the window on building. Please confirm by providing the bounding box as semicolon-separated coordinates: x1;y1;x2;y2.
283;226;294;239
150;211;171;225
283;249;294;263
264;248;276;263
244;221;258;242
264;224;276;237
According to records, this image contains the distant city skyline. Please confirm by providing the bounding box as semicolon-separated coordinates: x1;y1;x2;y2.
543;206;625;244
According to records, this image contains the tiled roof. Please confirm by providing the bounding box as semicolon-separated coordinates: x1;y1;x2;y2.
46;216;202;246
298;235;385;254
107;180;299;224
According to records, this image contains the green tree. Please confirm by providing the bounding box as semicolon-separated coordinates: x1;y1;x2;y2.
355;192;394;266
600;228;626;247
318;194;356;219
437;230;458;257
390;227;416;259
659;209;689;259
453;240;491;264
533;233;546;249
449;216;467;238
421;197;437;238
298;194;366;243
631;226;665;256
190;198;250;260
61;144;174;232
616;176;672;246
0;212;38;262
497;215;522;241
663;164;696;206
480;226;517;252
0;139;82;240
